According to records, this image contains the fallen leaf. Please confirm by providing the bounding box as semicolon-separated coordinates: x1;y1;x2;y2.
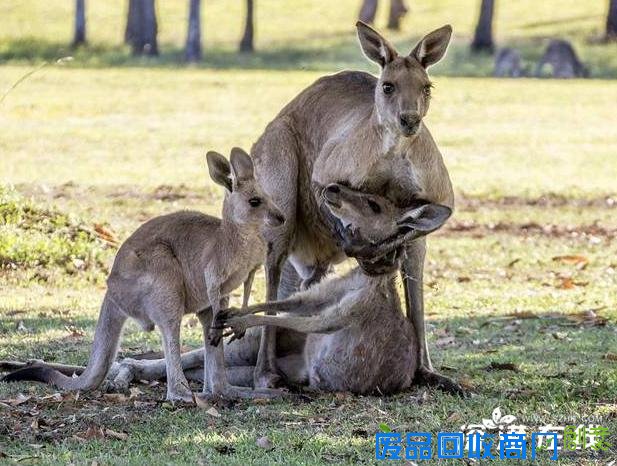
105;429;128;441
256;436;274;450
94;223;119;246
206;407;221;418
552;255;589;268
133;400;156;408
603;353;617;361
565;310;607;327
507;258;521;268
41;392;63;402
557;277;575;290
434;336;456;348
82;426;105;440
486;362;520;372
1;393;31;406
64;325;85;338
129;387;143;399
103;393;127;403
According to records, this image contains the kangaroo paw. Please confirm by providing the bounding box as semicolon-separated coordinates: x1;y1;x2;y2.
416;365;467;397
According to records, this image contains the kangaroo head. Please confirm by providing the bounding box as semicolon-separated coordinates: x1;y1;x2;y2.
206;148;285;229
356;21;452;138
322;183;451;244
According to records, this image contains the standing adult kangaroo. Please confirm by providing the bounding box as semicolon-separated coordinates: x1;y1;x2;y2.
251;22;459;392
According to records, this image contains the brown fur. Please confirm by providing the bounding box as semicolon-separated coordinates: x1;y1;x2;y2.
217;184;452;394
248;22;457;389
3;148;285;402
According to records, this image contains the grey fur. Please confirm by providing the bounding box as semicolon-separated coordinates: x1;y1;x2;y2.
536;40;589;78
4;148;284;402
248;22;457;390
218;184;453;395
494;48;524;77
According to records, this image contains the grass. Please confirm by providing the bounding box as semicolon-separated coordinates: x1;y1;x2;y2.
0;0;617;77
1;1;617;465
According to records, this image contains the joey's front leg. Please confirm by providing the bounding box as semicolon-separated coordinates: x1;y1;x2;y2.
199;297;283;400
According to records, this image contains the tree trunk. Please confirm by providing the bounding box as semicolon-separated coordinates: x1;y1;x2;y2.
358;0;378;24
185;0;202;61
239;0;255;53
73;0;86;46
387;0;408;30
607;0;617;40
471;0;495;53
125;0;159;56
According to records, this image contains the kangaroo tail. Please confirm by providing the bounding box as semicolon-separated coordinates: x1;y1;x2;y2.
2;294;126;390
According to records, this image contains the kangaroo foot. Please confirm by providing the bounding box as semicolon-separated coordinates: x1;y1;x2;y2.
166;387;195;403
253;369;283;389
201;385;285;401
416;365;466;397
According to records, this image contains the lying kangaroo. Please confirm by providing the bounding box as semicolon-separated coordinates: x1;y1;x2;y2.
535;39;589;78
3;148;285;401
494;47;524;78
216;183;451;395
249;22;457;390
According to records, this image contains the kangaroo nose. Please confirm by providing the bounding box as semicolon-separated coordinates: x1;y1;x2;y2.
399;113;421;135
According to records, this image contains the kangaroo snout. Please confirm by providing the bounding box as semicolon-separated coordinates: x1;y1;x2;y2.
399;113;422;136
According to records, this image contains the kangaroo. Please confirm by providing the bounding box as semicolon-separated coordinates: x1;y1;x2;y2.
3;148;285;402
535;39;589;78
249;22;458;391
216;183;452;395
494;47;524;78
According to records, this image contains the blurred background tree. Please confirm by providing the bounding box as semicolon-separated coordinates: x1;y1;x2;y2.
471;0;495;53
125;0;158;56
358;0;408;29
73;0;86;47
607;0;617;40
239;0;255;53
185;0;202;62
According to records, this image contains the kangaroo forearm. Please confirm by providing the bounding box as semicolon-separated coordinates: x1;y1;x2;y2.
239;313;348;334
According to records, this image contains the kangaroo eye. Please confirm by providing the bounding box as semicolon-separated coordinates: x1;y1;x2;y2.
248;197;262;207
382;82;395;95
367;200;382;214
423;84;432;97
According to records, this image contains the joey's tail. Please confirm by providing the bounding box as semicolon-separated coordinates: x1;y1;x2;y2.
2;294;126;390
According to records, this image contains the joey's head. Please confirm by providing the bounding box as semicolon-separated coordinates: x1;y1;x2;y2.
206;148;285;229
322;182;451;246
356;21;452;138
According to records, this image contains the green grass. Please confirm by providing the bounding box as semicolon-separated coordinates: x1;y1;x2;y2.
1;1;617;464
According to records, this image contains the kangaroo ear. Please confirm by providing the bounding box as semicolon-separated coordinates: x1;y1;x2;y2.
397;203;452;234
206;151;232;192
411;25;452;68
356;21;398;67
229;147;255;186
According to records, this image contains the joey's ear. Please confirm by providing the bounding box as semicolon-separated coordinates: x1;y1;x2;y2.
206;151;232;192
229;147;255;186
356;21;398;67
411;25;452;68
397;203;452;234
